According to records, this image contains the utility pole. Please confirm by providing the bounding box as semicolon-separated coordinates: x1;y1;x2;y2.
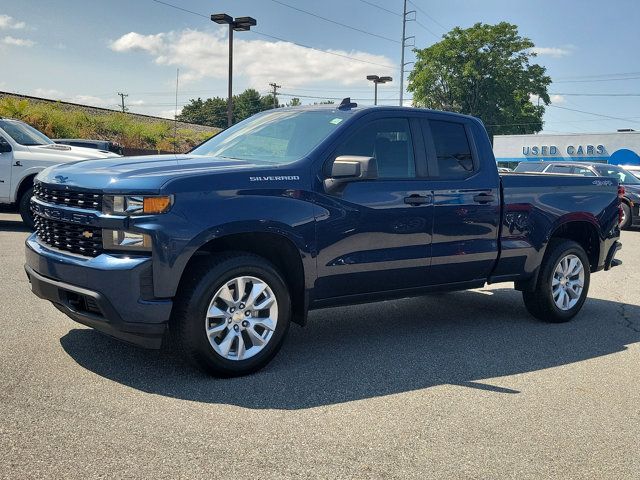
399;0;415;106
117;92;128;113
269;82;281;109
174;68;179;154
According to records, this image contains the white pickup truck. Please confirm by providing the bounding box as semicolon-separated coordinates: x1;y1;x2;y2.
0;118;120;227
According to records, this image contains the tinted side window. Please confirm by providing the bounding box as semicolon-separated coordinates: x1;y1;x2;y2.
514;163;545;172
335;118;415;179
429;120;474;178
573;167;596;177
548;165;573;174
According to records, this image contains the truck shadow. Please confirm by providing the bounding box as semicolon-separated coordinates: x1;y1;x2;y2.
60;288;640;410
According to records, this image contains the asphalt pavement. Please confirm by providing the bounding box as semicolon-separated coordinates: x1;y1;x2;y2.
0;211;638;479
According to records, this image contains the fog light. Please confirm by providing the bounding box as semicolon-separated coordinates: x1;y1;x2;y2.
103;230;152;252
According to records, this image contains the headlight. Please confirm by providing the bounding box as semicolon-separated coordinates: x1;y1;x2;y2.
103;195;173;215
103;229;152;252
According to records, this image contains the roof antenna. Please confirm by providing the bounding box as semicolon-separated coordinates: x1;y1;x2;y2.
338;97;358;110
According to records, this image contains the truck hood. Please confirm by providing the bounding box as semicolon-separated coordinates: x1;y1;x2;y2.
36;154;274;191
26;143;120;160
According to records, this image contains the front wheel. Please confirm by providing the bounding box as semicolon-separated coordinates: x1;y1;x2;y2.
523;239;590;323
173;253;291;377
19;186;35;230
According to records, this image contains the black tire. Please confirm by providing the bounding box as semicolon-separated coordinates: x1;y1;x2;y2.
620;202;631;229
522;239;590;323
18;186;35;230
172;253;291;377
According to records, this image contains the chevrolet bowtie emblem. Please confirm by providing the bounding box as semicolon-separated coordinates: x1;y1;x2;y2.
82;231;94;239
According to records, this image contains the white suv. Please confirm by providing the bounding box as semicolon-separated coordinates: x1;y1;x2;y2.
0;118;120;227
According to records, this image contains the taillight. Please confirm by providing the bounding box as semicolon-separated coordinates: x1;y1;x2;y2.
618;186;625;225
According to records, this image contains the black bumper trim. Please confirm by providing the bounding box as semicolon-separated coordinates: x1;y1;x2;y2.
25;265;166;349
604;241;622;271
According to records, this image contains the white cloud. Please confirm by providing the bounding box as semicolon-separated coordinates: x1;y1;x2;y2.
530;94;566;105
158;108;183;119
33;88;64;98
72;95;115;107
109;29;395;89
530;46;572;58
2;36;35;47
0;15;26;30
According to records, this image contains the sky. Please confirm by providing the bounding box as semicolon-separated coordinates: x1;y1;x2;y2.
0;0;639;133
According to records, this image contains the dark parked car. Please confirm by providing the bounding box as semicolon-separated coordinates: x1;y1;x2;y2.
54;138;124;155
26;103;622;377
514;161;640;228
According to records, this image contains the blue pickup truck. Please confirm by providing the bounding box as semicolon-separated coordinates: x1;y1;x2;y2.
25;102;622;376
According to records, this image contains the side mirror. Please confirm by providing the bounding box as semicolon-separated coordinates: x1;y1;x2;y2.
324;155;377;193
0;138;11;153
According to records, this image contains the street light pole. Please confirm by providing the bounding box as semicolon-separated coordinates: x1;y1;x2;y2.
211;13;257;127
227;25;233;127
366;75;393;106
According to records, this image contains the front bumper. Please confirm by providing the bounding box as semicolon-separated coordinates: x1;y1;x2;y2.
25;234;172;348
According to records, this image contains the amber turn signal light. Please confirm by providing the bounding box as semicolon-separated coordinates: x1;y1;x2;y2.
143;196;172;214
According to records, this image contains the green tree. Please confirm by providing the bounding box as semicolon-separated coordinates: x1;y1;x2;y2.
408;22;551;137
233;89;265;122
287;98;302;107
178;97;227;128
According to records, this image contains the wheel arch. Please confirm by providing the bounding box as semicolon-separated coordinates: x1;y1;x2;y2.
516;217;601;292
178;230;310;326
14;171;39;203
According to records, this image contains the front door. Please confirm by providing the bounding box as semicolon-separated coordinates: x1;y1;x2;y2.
0;135;13;201
314;115;434;299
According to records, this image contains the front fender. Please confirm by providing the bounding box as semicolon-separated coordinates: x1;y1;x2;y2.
136;192;318;298
11;167;43;202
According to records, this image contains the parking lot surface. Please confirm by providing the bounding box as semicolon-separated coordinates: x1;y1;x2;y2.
1;211;639;479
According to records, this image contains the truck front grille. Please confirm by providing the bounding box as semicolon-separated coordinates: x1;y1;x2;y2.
33;182;103;211
34;216;103;257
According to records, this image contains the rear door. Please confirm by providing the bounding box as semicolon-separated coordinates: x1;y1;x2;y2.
421;116;501;285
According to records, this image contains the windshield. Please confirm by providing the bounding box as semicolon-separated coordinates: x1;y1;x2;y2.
191;109;351;164
0;120;53;146
593;164;640;185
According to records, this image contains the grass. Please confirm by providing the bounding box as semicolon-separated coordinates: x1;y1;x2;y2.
0;97;216;152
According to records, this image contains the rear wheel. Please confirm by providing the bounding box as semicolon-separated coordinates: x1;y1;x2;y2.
18;186;35;230
523;239;590;323
173;253;291;377
620;202;631;229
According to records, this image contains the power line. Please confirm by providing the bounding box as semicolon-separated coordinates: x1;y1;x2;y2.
548;104;640;126
151;0;207;18
554;76;640;84
553;71;640;80
408;0;448;31
550;93;640;97
358;0;401;16
149;0;396;70
269;0;399;44
249;30;396;70
415;19;440;38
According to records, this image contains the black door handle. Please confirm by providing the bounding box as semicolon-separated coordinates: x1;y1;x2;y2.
404;194;430;206
473;193;495;204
